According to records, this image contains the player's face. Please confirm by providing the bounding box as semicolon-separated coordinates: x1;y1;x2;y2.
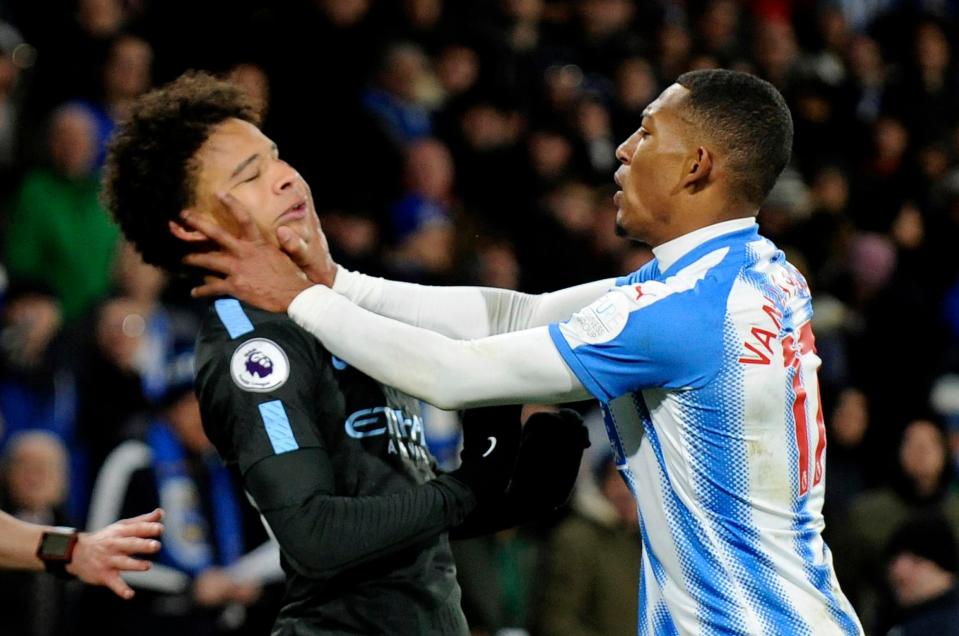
613;83;694;245
192;118;319;246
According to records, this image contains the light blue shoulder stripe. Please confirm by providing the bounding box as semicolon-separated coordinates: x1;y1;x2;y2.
258;400;298;454
214;298;254;339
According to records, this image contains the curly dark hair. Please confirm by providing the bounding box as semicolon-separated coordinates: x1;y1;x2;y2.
676;69;794;208
102;71;260;273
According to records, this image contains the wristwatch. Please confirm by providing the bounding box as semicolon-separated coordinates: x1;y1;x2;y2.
36;526;79;579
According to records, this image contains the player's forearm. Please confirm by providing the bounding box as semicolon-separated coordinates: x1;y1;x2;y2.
333;269;492;338
0;511;45;570
261;475;474;578
333;269;614;338
288;286;588;410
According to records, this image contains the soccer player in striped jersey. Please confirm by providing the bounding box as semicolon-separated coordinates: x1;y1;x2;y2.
186;69;865;635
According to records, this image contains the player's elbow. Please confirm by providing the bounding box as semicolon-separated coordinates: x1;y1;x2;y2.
261;506;344;579
278;546;328;579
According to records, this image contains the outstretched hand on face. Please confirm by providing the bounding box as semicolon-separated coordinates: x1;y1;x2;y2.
275;183;339;288
180;193;312;313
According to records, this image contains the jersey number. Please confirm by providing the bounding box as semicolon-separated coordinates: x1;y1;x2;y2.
784;322;826;496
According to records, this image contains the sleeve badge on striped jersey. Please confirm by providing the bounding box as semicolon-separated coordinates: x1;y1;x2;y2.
230;338;290;392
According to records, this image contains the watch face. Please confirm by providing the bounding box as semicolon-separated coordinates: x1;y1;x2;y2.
40;532;74;559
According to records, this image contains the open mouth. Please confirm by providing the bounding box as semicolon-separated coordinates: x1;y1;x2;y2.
278;199;307;222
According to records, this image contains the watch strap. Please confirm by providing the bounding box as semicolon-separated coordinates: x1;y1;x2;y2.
36;527;79;579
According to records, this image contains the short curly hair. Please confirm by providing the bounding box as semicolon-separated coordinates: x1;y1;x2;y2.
102;71;260;273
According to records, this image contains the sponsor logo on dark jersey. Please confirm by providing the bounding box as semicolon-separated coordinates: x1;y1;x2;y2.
345;406;431;464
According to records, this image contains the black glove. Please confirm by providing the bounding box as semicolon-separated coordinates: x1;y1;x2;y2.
446;405;522;505
450;408;590;540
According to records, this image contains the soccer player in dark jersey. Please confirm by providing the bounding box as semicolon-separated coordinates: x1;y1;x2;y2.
101;72;588;635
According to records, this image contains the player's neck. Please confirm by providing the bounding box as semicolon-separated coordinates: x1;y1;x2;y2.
652;217;756;272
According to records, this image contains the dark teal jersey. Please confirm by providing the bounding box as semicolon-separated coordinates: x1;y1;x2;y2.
194;299;474;635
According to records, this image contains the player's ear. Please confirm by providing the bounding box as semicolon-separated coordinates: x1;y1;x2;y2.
169;212;209;242
680;146;712;192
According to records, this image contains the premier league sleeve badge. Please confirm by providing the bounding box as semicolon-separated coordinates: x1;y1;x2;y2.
230;338;291;392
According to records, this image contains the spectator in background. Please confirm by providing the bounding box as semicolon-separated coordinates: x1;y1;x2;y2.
823;387;872;592
752;18;801;92
382;0;450;52
535;451;641;636
696;0;745;64
0;282;70;442
85;369;283;636
805;7;849;87
448;97;525;234
884;514;959;636
112;242;198;405
318;210;383;276
361;41;434;147
655;22;692;85
525;127;579;198
486;0;548;76
79;34;153;168
0;431;76;636
841;418;959;630
386;192;456;283
571;0;643;77
854;115;916;232
889;19;958;146
0;281;87;518
4;104;118;322
519;180;604;292
0;20;27;199
385;136;462;283
452;526;544;635
823;388;871;521
930;374;959;489
574;94;617;181
789;164;854;294
394;137;457;220
538;64;586;127
19;0;132;120
74;296;149;482
433;43;480;106
611;56;659;141
842;34;889;128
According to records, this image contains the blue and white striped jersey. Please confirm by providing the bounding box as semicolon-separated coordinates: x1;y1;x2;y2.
548;219;863;636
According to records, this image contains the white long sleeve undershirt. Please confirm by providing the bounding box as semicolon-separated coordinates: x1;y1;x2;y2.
331;268;615;339
288;285;591;410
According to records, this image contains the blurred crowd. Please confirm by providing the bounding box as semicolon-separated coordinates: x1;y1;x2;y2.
0;0;958;634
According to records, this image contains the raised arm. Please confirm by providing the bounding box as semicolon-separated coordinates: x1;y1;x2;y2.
180;206;591;409
332;268;615;339
263;200;615;338
288;285;590;410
